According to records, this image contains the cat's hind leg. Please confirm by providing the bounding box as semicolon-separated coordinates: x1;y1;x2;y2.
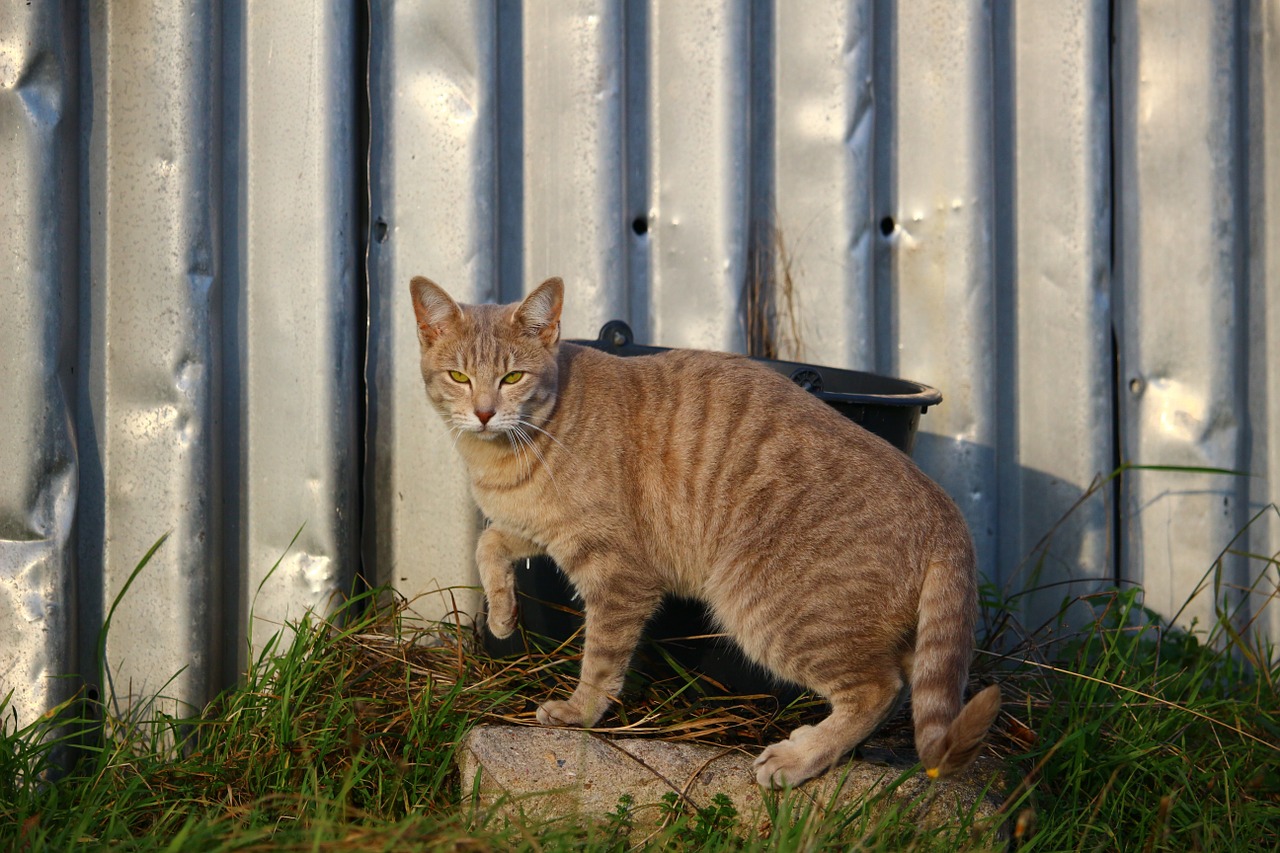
536;574;661;728
475;527;542;639
753;669;903;788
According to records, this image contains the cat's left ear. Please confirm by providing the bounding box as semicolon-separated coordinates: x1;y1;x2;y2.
515;277;563;347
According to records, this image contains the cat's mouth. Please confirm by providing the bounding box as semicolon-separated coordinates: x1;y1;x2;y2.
468;421;507;440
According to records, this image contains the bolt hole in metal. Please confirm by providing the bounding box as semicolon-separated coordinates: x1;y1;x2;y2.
879;215;895;237
631;215;648;236
374;218;388;243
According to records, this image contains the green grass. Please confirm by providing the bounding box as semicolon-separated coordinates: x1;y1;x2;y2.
1;542;1277;851
987;584;1279;851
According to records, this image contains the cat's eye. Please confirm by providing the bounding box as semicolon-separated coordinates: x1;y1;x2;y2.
501;371;525;385
448;370;470;384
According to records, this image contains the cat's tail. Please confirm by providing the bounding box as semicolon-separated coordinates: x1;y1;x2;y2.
910;525;1001;778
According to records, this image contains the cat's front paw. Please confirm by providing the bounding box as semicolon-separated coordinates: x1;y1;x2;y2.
536;699;587;727
753;728;826;789
486;588;518;639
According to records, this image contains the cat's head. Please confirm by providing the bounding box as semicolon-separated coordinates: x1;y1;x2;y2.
409;276;563;441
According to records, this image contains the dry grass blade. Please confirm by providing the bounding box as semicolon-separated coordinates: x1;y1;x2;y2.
978;652;1278;753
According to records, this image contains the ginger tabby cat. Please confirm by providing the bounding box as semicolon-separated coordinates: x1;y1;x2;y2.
409;275;1000;787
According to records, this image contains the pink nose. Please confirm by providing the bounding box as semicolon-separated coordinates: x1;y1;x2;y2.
475;409;495;426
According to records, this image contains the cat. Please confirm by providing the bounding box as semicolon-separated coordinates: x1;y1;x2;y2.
409;275;1001;788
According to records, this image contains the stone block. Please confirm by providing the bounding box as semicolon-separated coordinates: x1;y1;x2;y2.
457;724;1004;837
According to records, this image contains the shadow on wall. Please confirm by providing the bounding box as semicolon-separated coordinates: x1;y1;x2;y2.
901;432;1116;644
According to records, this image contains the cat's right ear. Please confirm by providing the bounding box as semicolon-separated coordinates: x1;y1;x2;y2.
409;276;462;348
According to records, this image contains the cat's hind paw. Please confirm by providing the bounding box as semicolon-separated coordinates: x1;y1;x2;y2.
535;699;587;727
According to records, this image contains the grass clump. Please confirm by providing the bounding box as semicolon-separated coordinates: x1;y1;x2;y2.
0;591;488;850
986;583;1280;851
1;529;1277;850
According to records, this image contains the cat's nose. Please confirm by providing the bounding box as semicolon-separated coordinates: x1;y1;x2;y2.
475;409;495;426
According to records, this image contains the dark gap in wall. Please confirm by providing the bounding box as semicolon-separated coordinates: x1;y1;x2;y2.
1110;328;1123;587
1232;0;1251;510
743;0;777;358
352;0;372;607
623;0;652;339
1228;0;1251;626
62;0;104;767
361;0;389;595
990;0;1018;590
496;0;523;301
871;0;899;378
1107;0;1123;587
74;0;108;724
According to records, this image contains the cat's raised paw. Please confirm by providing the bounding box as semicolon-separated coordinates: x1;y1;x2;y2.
486;590;518;639
536;699;586;727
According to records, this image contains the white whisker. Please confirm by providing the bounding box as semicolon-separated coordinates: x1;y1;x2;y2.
513;424;560;494
447;423;467;454
506;428;533;481
516;419;571;455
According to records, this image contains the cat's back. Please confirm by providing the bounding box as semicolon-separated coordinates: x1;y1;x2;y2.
558;342;902;465
552;343;954;583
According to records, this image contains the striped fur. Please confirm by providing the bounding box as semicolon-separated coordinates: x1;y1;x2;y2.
409;276;1000;787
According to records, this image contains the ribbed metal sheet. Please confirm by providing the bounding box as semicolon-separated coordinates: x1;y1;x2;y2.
772;0;876;370
646;0;750;351
1115;1;1249;632
1004;0;1113;632
232;1;358;664
882;0;999;588
366;0;495;619
3;2;1278;732
0;0;78;727
1248;0;1280;645
521;0;628;332
79;0;221;716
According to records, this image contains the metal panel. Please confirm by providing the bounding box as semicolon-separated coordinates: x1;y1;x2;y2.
4;0;1280;733
1004;0;1114;630
1246;0;1280;644
521;0;628;333
366;0;497;620
881;0;999;577
234;1;358;660
0;1;78;725
646;0;750;351
80;0;221;715
772;0;876;370
1115;2;1248;630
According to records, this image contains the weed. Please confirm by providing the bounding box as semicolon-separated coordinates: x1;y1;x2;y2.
1;501;1276;851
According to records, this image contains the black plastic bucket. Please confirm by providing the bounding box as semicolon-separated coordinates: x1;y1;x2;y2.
483;321;942;697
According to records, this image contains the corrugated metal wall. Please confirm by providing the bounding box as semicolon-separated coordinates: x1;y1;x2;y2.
3;1;1278;729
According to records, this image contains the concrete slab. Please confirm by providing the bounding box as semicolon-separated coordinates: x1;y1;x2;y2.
457;724;1005;837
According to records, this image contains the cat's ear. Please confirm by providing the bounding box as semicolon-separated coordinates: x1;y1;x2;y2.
409;276;462;348
515;277;563;346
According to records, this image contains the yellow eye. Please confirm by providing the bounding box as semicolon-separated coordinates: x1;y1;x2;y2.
501;371;524;385
448;370;469;384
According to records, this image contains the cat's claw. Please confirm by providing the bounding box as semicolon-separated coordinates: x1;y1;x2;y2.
536;699;586;727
